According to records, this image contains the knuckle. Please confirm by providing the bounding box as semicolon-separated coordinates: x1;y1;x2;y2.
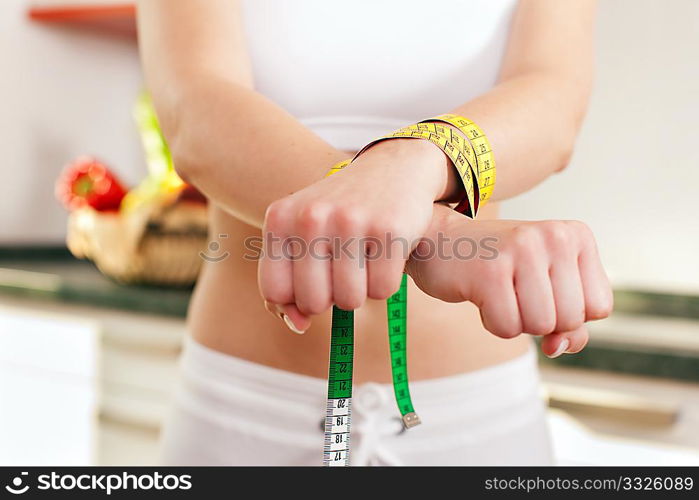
265;199;294;232
335;295;365;311
510;225;541;253
296;202;330;233
566;219;592;236
524;315;556;335
590;295;614;319
494;324;522;339
334;281;367;310
500;327;522;340
369;275;402;300
543;221;574;252
261;286;292;306
601;295;614;317
486;318;521;339
479;295;521;339
557;313;585;332
567;220;595;248
332;205;365;234
298;297;330;316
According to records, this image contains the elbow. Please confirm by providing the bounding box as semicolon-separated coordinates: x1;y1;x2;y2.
552;83;592;173
170;135;198;186
170;122;215;189
156;93;202;186
552;129;577;173
145;79;206;185
546;70;593;172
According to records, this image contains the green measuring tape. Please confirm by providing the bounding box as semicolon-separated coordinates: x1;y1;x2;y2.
387;274;419;425
322;115;495;466
323;307;353;465
323;275;417;466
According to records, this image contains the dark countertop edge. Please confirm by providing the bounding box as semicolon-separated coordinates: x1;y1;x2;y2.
540;343;699;384
0;282;189;318
613;289;699;320
0;245;73;260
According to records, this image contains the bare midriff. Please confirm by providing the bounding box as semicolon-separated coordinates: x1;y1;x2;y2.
188;195;531;384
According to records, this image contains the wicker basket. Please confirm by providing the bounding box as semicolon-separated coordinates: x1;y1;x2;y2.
67;201;208;286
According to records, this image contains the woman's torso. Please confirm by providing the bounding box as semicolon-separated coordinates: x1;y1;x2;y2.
189;0;530;383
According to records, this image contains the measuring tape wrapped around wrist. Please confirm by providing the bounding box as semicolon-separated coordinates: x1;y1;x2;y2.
322;114;495;466
353;114;495;217
422;114;496;214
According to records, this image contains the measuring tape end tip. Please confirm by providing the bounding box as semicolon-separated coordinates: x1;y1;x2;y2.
402;412;422;429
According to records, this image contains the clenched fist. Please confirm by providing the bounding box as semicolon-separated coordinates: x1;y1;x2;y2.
406;204;613;357
258;139;455;332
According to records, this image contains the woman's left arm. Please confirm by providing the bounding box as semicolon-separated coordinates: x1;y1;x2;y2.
260;0;596;327
446;0;596;200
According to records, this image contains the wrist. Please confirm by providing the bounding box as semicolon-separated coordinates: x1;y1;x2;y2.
361;138;457;202
422;121;470;203
405;202;453;278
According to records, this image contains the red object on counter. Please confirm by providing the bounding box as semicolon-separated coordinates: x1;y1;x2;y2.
56;156;128;212
28;4;136;36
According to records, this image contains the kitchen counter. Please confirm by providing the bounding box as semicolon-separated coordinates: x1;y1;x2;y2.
0;246;190;317
1;246;698;383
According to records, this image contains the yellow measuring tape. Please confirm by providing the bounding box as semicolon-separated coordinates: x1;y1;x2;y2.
350;114;495;217
323;114;495;465
425;114;496;214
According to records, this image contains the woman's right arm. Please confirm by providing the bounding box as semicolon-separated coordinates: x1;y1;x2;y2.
136;0;349;228
138;0;460;317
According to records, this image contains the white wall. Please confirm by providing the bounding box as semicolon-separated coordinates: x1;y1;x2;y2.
0;0;144;244
501;0;699;292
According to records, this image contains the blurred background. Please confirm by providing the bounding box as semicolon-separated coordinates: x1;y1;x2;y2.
1;0;698;465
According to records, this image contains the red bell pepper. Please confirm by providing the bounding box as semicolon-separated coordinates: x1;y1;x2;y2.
56;156;127;212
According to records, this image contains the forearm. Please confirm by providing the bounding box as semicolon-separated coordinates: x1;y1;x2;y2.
137;0;347;228
162;76;346;228
442;0;595;202
447;70;591;202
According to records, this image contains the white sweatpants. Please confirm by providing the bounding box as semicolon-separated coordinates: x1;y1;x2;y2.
160;337;553;466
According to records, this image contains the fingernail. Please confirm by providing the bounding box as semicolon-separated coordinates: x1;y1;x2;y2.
282;314;305;334
263;301;276;316
547;339;570;359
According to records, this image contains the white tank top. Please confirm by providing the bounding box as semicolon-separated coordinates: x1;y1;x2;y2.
241;0;517;151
